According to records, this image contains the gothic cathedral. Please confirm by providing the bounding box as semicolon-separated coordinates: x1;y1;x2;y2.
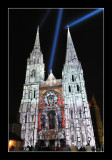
19;26;96;149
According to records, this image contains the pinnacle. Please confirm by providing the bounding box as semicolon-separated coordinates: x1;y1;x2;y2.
50;69;52;73
34;25;40;49
47;70;56;81
65;28;79;66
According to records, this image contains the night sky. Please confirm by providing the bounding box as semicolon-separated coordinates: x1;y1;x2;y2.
9;8;103;123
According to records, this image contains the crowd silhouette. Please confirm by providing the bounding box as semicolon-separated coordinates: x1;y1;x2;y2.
9;142;104;152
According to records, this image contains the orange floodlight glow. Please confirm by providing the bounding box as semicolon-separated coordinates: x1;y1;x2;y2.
9;140;12;145
9;140;14;148
89;102;92;107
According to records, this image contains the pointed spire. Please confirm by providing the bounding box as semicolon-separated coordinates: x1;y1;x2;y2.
50;69;52;73
47;70;56;81
29;26;44;64
34;26;40;49
65;27;79;66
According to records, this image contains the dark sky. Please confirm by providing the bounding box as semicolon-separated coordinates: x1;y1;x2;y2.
9;8;103;122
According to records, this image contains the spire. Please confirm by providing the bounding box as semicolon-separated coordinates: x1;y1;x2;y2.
65;27;79;66
28;26;43;64
50;69;52;74
34;26;40;49
47;71;56;81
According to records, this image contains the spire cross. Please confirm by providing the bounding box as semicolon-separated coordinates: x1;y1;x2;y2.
34;26;40;49
65;27;79;66
67;25;69;29
50;69;52;73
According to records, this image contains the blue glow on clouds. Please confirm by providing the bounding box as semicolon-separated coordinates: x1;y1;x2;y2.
64;8;104;29
48;8;63;74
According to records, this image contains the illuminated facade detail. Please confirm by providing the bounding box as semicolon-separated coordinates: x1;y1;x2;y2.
62;28;95;148
19;26;45;148
38;72;65;146
19;26;95;149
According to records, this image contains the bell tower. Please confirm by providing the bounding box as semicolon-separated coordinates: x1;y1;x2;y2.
25;26;45;84
62;27;95;149
19;26;45;148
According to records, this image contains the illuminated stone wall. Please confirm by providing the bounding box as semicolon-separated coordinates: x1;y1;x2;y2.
19;26;96;149
62;28;96;149
19;27;45;148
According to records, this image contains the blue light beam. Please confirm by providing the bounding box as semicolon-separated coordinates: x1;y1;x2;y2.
64;8;104;29
48;8;63;74
40;9;51;28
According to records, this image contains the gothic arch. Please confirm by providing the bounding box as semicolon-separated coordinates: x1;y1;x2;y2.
31;69;35;77
71;110;73;119
25;114;27;123
69;85;71;92
77;84;80;91
34;90;36;98
72;75;74;82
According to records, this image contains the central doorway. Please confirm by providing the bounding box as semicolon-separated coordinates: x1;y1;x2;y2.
49;140;55;148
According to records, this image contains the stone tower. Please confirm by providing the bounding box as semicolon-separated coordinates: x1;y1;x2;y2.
19;26;45;148
62;27;95;148
19;26;96;150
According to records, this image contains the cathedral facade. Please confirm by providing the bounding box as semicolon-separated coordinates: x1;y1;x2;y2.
19;26;96;149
